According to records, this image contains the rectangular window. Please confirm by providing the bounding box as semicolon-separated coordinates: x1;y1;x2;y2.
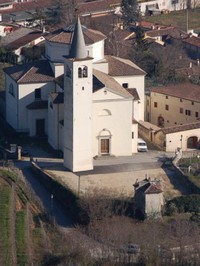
35;88;41;99
191;101;194;105
180;108;183;114
196;112;199;118
180;99;183;102
166;96;168;99
132;132;134;139
122;83;128;88
185;109;191;116
165;104;169;110
154;102;157;108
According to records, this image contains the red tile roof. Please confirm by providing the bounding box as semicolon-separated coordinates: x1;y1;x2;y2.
144;183;163;194
45;27;106;45
4;31;44;49
183;36;200;48
105;55;146;76
78;0;121;16
150;83;200;102
159;121;200;134
4;60;54;83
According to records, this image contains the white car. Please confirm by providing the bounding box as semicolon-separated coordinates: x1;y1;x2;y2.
137;138;148;152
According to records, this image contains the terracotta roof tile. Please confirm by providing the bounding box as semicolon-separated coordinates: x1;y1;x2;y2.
144;183;163;194
105;55;146;76
4;60;55;83
46;26;106;45
150;83;200;102
183;36;200;48
78;0;121;15
159;121;200;134
4;31;44;49
126;88;140;100
93;68;133;98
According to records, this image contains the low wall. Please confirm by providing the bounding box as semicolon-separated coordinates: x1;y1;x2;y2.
31;162;79;220
172;157;200;194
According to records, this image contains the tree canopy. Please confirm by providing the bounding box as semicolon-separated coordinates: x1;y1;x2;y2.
121;0;141;27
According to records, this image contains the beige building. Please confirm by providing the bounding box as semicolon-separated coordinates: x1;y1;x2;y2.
146;83;200;127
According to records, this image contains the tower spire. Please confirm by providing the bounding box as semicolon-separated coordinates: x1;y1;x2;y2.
69;16;87;59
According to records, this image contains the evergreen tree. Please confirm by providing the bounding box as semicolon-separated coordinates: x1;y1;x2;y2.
121;0;141;27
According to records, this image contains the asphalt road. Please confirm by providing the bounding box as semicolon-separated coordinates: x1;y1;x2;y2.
14;160;74;228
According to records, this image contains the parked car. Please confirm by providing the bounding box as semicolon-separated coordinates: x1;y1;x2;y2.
137;138;148;152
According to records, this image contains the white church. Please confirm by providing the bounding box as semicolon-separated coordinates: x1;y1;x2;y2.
4;17;146;172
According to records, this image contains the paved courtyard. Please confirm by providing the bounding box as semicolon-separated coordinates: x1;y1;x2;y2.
31;150;190;198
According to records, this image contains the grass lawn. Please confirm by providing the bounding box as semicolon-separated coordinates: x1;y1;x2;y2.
144;8;200;32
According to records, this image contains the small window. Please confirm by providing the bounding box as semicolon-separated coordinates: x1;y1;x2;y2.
122;83;128;88
132;132;134;139
165;105;169;110
35;88;41;99
166;96;168;99
191;101;194;105
195;112;199;118
180;108;183;114
78;67;82;78
9;83;15;97
180;99;183;102
154;102;157;108
185;109;191;116
175;122;177;124
83;66;88;77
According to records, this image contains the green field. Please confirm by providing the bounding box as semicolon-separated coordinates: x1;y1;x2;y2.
144;8;200;32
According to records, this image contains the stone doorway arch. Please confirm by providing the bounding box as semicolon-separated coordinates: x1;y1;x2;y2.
187;136;198;149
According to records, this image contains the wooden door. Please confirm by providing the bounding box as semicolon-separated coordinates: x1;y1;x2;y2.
101;138;109;154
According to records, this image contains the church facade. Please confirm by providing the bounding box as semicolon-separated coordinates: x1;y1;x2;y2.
4;17;146;172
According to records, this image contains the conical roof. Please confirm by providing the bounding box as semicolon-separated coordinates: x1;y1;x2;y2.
69;17;87;59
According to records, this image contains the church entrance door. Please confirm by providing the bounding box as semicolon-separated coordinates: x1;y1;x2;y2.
101;138;110;154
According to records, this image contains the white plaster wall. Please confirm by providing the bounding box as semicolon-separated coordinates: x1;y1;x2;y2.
5;75;18;130
18;82;55;132
64;59;93;171
89;40;105;62
145;193;163;217
48;99;64;150
165;128;200;152
28;109;48;136
139;0;199;14
49;62;64;78
45;39;104;63
132;123;138;153
113;75;145;121
93;60;109;74
92;94;132;157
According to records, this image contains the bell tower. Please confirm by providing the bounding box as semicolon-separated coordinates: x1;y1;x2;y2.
63;17;93;172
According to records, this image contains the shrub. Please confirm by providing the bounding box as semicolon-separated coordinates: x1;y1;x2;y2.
166;194;200;215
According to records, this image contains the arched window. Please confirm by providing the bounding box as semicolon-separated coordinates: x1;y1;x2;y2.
78;66;88;78
83;66;88;77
